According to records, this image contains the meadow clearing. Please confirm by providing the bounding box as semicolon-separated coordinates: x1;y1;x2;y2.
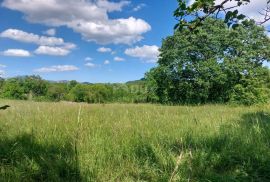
0;100;270;181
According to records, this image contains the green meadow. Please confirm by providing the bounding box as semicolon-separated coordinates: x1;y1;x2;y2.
0;100;270;181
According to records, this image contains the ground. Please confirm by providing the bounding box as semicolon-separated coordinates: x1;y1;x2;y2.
0;100;270;181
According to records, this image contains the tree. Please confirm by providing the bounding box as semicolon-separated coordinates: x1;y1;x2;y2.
1;78;26;100
146;18;270;104
174;0;270;31
24;76;48;98
0;78;4;90
68;84;89;102
67;80;78;91
46;83;67;101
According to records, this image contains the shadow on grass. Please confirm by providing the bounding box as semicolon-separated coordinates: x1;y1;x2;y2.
0;133;83;182
105;111;270;182
171;111;270;182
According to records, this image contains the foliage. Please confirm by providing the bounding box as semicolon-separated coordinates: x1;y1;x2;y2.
146;18;270;105
1;78;27;100
0;76;148;103
0;76;48;100
46;83;68;102
174;0;270;31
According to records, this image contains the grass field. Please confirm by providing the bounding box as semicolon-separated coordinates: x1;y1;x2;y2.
0;100;270;182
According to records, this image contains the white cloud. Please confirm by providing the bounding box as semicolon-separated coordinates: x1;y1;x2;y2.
114;56;125;62
133;3;146;12
0;64;6;77
1;29;40;44
85;57;93;61
34;46;70;56
62;43;76;50
125;45;160;63
0;70;5;77
97;47;112;53
85;62;96;68
1;49;31;57
0;29;76;48
97;0;130;12
34;65;79;73
2;0;151;45
44;28;56;36
104;60;110;64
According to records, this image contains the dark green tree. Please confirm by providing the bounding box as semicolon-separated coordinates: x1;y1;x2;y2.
68;84;88;102
1;78;26;100
67;80;78;91
46;83;68;101
24;76;48;98
146;18;270;105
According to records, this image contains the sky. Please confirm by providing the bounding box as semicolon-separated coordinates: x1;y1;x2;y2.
0;0;178;83
0;0;269;83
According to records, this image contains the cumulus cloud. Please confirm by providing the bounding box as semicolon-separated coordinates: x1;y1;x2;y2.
114;56;125;62
85;62;97;68
2;0;151;45
133;3;146;12
104;60;110;64
0;70;5;77
34;65;79;73
0;64;6;77
85;57;93;61
0;29;75;48
0;29;75;56
44;28;56;36
34;46;70;56
97;0;130;12
97;47;112;53
125;45;160;63
1;49;31;57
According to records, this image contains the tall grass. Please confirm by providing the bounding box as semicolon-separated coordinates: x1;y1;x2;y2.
0;100;269;181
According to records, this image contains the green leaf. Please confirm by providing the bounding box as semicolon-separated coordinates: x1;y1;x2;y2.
237;14;246;20
232;23;239;29
225;11;233;23
232;10;239;17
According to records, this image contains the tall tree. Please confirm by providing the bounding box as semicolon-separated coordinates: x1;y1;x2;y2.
146;18;270;105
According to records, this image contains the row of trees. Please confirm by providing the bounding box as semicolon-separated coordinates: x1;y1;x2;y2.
0;76;148;103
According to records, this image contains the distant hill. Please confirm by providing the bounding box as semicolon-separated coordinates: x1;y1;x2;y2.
126;78;146;85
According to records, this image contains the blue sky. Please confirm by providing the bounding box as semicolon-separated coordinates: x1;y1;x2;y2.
0;0;178;83
0;0;269;83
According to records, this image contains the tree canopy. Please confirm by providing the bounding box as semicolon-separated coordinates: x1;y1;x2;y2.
174;0;270;31
146;18;270;105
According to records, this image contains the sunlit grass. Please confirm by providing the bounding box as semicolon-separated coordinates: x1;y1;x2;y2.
0;100;270;181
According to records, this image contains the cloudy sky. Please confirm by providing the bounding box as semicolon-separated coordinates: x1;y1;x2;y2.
0;0;269;82
0;0;178;82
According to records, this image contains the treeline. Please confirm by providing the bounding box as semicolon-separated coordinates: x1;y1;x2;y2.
0;76;149;103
